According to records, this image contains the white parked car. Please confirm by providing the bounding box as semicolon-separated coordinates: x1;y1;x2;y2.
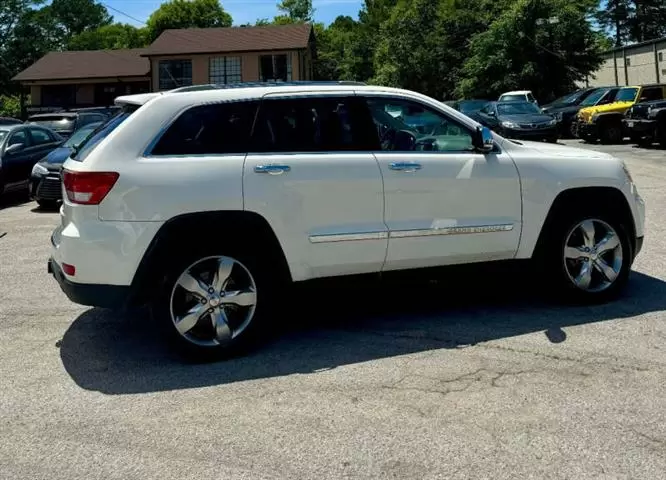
48;81;645;359
499;90;538;105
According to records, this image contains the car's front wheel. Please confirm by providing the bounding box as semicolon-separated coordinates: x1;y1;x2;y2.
152;250;276;360
538;210;632;303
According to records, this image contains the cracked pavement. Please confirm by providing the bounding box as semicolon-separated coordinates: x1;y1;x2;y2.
1;140;666;479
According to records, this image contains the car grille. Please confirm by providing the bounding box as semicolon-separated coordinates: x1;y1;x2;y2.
36;177;62;200
518;122;550;129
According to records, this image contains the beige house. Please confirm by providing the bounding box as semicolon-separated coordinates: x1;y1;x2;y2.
143;24;315;90
587;36;666;87
13;24;316;115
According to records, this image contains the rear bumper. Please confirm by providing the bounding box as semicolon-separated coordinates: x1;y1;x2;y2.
48;257;130;309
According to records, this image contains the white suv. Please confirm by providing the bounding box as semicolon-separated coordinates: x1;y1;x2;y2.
48;82;645;359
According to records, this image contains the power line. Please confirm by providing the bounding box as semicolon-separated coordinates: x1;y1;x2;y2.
102;3;148;26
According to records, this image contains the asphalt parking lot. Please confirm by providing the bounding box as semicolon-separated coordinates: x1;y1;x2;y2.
1;139;666;480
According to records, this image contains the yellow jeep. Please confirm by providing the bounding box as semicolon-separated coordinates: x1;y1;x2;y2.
575;84;666;143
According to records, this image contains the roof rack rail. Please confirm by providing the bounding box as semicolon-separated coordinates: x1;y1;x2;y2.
169;80;367;93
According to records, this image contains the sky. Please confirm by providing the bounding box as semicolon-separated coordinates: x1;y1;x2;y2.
102;0;364;27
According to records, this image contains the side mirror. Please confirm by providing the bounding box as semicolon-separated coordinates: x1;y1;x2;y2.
473;126;494;153
5;143;24;154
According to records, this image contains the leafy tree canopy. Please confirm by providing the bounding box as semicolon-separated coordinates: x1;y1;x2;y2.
146;0;232;41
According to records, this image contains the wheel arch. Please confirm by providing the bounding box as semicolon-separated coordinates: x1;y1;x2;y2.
128;210;292;306
531;186;636;260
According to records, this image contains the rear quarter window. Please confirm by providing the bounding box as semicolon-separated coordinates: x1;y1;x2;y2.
150;101;258;156
72;106;137;162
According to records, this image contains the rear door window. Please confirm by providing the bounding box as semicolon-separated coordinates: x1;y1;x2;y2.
28;128;54;145
150;101;258;156
8;130;29;147
250;96;372;152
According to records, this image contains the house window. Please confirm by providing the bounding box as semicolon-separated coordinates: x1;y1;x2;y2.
259;54;292;82
625;57;631;66
659;52;664;62
159;60;193;90
209;57;242;84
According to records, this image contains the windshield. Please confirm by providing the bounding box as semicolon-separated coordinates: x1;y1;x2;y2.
579;89;609;106
616;87;639;102
72;109;135;162
459;100;488;114
63;125;99;148
27;116;75;131
497;102;542;115
499;94;526;103
552;90;585;105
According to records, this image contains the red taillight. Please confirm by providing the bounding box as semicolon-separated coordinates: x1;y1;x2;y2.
62;263;76;276
62;170;119;205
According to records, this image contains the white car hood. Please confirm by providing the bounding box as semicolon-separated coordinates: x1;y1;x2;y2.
504;139;614;160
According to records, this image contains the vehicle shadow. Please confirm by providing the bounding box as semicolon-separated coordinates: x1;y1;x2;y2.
0;191;31;210
59;265;666;395
30;204;60;214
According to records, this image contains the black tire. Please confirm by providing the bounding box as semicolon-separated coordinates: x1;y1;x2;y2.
150;241;283;361
658;124;666;148
546;136;559;143
600;122;623;144
36;199;59;210
535;206;632;304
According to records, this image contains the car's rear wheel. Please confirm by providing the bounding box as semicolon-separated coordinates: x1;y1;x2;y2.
152;248;277;360
537;210;632;303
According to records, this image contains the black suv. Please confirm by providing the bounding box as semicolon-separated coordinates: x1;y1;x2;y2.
26;111;110;139
623;99;666;147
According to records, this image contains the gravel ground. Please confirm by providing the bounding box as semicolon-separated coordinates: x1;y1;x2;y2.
1;140;665;480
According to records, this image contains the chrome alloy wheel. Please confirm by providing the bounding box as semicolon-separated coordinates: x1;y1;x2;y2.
563;219;624;293
169;256;257;347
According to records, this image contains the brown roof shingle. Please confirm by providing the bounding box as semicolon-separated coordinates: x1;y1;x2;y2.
143;24;313;56
13;49;150;82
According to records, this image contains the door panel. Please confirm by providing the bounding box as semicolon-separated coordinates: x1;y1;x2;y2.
361;95;522;271
3;130;31;186
243;94;387;282
244;153;387;280
376;151;522;270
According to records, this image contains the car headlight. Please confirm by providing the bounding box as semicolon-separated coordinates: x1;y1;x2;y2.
554;112;563;121
547;118;557;126
501;121;519;128
31;163;48;176
648;107;657;119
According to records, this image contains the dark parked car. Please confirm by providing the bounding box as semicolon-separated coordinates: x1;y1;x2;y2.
30;122;103;208
0;117;22;126
475;101;559;142
543;87;621;138
623;99;666;147
0;124;63;198
26;111;109;139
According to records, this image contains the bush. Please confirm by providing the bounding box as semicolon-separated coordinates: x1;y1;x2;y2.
0;95;21;118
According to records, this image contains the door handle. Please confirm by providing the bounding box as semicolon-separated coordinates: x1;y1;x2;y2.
254;164;291;175
389;162;422;172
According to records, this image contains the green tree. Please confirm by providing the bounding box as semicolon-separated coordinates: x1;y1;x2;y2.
48;0;111;38
458;0;603;102
147;0;233;41
313;16;359;80
628;0;666;43
0;95;21;117
595;0;633;46
68;23;148;50
277;0;314;22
